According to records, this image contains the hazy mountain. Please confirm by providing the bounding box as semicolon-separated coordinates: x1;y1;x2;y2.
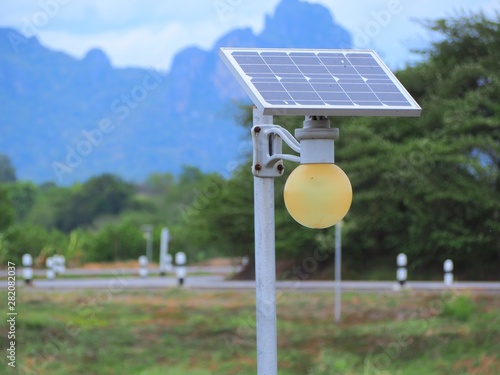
0;0;351;184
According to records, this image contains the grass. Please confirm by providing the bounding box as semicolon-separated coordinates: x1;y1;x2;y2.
0;288;499;375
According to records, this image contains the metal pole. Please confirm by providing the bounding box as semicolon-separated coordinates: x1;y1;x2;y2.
334;222;341;323
141;225;153;263
160;228;169;275
146;232;152;263
254;176;277;375
253;109;278;375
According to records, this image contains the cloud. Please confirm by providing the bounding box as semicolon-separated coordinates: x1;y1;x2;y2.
30;0;283;70
38;23;186;70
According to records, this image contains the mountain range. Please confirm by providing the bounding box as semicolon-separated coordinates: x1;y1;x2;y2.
0;0;352;184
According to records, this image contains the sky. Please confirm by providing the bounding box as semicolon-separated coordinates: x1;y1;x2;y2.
1;0;498;71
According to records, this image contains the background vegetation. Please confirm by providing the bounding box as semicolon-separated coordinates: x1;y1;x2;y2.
0;12;498;280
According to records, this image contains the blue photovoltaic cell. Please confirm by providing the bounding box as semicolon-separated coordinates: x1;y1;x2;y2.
222;48;421;116
233;50;409;106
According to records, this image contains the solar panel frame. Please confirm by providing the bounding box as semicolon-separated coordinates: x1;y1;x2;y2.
219;47;422;117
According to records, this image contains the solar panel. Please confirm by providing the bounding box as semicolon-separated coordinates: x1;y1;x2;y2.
219;48;421;117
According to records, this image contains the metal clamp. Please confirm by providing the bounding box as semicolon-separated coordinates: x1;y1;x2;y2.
251;125;301;178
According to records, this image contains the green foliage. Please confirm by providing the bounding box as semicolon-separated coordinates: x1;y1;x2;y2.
307;350;361;375
83;218;144;262
1;224;66;264
441;295;476;321
54;174;135;232
183;164;254;258
6;181;38;221
333;12;500;277
0;153;16;182
0;184;14;231
24;182;70;229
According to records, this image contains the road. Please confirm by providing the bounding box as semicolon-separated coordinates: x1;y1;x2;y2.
3;274;500;293
0;265;241;278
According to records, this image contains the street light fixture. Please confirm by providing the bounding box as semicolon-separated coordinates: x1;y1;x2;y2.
283;116;352;228
220;47;421;375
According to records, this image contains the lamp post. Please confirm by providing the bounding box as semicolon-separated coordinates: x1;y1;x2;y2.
252;110;279;375
220;47;421;375
334;222;342;323
251;109;352;374
159;227;170;276
141;225;153;263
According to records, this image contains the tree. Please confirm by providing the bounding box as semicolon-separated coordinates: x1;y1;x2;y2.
7;181;38;221
0;154;16;183
84;219;144;262
2;224;67;265
55;174;135;232
336;12;500;278
0;185;14;231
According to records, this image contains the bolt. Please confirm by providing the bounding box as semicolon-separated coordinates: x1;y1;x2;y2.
254;126;261;133
277;164;284;173
254;164;262;171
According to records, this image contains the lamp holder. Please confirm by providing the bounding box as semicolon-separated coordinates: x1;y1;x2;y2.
251;115;339;177
296;116;338;164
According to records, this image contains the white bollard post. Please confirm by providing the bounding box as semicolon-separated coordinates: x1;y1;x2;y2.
444;259;454;286
46;257;55;280
53;255;64;274
22;254;33;285
175;252;187;286
164;254;173;274
138;255;149;278
396;253;408;289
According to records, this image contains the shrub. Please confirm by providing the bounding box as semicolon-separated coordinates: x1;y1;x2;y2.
441;295;476;321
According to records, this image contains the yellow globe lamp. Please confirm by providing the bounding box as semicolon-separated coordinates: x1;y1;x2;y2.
284;163;352;229
282;116;352;229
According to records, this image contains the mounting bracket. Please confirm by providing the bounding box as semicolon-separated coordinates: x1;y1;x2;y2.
251;125;300;178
